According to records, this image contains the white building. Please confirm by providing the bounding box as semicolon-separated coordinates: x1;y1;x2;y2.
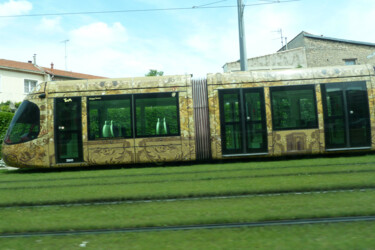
0;58;105;103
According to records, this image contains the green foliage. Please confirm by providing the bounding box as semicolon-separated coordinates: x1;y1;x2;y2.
0;101;21;113
0;112;14;155
0;111;14;137
136;105;178;136
145;69;164;77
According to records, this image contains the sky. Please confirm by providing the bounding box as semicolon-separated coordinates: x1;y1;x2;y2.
1;0;375;78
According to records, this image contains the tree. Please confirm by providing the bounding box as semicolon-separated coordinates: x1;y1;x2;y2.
145;69;164;77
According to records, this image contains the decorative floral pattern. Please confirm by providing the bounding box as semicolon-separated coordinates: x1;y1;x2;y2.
3;65;375;168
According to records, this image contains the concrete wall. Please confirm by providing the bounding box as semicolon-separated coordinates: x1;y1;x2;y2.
0;69;46;103
285;32;306;50
224;47;307;72
304;38;375;67
224;34;375;73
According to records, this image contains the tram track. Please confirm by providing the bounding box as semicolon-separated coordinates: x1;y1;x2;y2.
1;187;374;209
1;161;375;184
1;168;375;191
1;216;374;238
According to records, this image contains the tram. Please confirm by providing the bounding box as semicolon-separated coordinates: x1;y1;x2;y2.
2;64;375;168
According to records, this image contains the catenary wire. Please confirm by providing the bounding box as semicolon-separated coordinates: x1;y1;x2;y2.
0;0;299;18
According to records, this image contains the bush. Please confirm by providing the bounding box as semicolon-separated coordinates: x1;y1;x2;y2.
0;101;21;113
0;112;14;156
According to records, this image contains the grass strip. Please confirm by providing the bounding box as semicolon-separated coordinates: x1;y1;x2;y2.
1;163;375;190
2;221;373;249
0;170;374;206
1;154;375;183
0;190;374;234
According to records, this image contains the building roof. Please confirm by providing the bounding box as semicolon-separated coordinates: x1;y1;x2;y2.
42;67;106;80
278;31;375;52
302;31;375;47
0;59;43;75
0;58;106;79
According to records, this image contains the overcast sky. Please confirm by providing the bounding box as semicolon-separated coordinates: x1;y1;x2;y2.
1;0;375;78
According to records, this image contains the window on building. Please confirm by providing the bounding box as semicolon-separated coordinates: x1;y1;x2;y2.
344;59;357;65
135;92;180;137
88;95;132;140
270;85;318;130
24;79;37;93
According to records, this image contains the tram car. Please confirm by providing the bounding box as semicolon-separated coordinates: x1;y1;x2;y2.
2;64;375;168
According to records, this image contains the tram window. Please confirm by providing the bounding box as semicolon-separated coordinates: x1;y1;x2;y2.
4;100;40;144
135;92;180;137
271;85;318;130
88;96;132;140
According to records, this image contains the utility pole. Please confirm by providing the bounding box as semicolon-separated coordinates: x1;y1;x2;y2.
61;39;69;70
237;0;248;71
278;28;284;47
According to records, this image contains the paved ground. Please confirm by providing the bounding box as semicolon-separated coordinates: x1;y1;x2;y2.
0;159;16;170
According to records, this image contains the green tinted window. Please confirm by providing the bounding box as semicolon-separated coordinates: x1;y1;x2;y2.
271;85;318;130
4;100;40;144
135;93;179;137
88;96;132;140
223;94;240;123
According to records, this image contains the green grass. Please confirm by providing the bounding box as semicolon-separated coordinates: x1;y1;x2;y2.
1;222;374;250
0;170;374;206
2;153;375;181
0;154;375;248
1;160;375;189
0;190;374;234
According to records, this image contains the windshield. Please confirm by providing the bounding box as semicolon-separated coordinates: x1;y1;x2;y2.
4;100;40;144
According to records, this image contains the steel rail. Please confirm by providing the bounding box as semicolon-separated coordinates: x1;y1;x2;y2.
1;216;374;238
1;187;374;209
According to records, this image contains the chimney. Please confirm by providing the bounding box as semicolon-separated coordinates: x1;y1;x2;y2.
28;60;32;63
33;54;37;65
51;62;54;69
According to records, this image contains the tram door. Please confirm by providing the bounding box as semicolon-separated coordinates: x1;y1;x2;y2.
321;82;371;150
54;97;83;163
219;88;267;155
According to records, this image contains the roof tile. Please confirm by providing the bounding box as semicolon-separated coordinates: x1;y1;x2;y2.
0;58;106;79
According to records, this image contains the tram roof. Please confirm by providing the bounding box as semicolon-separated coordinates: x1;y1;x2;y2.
207;64;375;84
29;65;375;96
41;74;192;94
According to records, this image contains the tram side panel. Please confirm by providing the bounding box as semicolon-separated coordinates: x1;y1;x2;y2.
41;76;193;167
83;76;193;166
207;66;375;160
134;88;191;164
2;93;50;168
208;78;322;159
367;65;375;149
85;93;136;166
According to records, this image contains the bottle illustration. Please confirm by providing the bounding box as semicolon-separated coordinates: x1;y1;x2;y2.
110;120;115;137
163;117;168;134
102;121;111;137
156;118;160;135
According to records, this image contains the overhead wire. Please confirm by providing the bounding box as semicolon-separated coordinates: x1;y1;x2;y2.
0;0;300;18
193;0;228;8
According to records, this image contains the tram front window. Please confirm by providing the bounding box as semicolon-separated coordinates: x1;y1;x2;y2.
4;100;40;144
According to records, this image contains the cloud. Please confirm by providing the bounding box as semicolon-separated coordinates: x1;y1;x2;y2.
37;17;62;32
70;22;128;48
0;0;32;16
